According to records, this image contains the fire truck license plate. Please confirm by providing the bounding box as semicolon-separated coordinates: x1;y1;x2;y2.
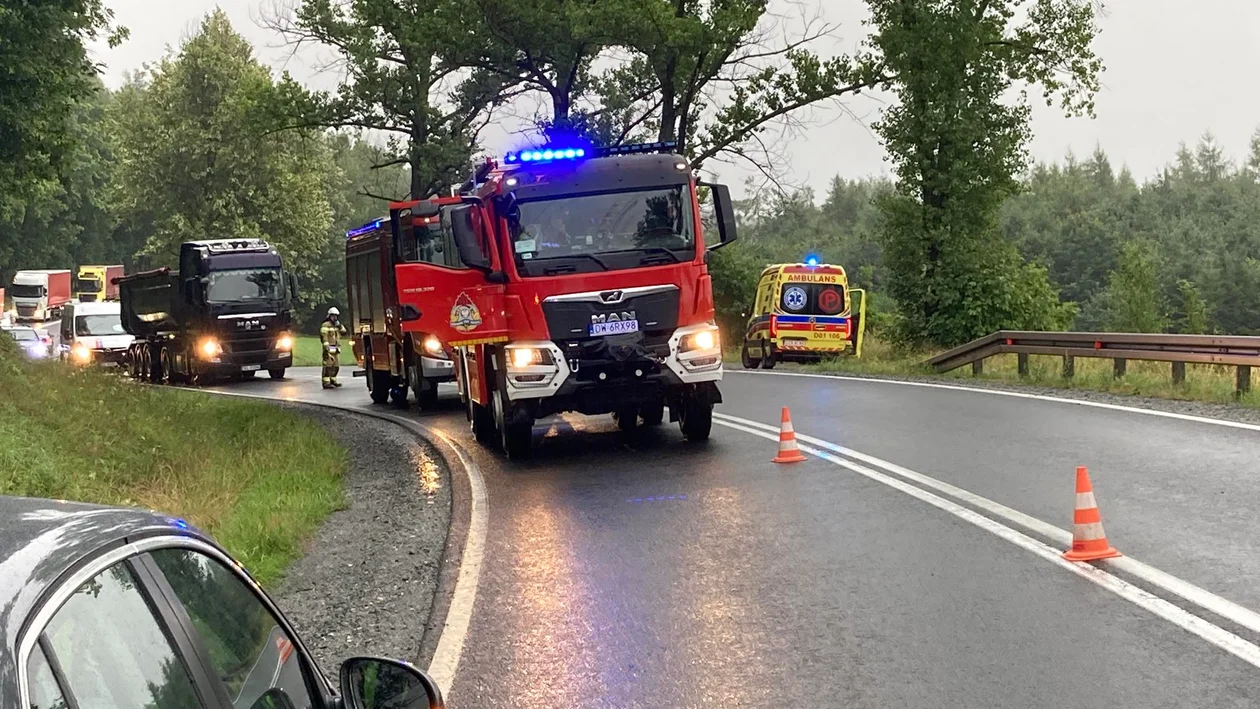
590;320;640;337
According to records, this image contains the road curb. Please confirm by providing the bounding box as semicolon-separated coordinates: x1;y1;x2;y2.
191;386;483;694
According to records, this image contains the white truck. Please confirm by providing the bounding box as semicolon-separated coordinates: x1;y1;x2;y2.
11;269;72;321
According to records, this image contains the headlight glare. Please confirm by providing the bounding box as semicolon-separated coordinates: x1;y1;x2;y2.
681;326;721;353
199;338;222;359
423;335;444;356
72;342;92;362
275;333;294;351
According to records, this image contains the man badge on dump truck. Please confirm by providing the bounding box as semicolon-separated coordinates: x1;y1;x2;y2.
450;291;482;333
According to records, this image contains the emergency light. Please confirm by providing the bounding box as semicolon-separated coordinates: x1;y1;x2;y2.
346;218;385;239
503;140;681;164
805;254;820;267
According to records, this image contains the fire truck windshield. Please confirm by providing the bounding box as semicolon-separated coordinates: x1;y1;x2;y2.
511;186;694;275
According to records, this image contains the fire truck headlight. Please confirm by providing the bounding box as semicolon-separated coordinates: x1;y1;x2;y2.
423;335;445;357
510;347;543;368
680;325;720;353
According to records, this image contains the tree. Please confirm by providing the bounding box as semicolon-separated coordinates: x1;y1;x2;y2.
267;0;516;199
1105;240;1167;333
0;0;125;220
110;11;339;309
1173;279;1209;334
867;0;1101;346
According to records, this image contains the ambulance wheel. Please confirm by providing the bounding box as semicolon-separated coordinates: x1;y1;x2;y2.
741;341;762;369
678;400;713;442
760;346;778;370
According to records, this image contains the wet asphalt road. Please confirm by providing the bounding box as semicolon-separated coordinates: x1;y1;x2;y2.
212;367;1260;708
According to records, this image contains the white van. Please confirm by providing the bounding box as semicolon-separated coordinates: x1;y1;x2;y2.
59;301;134;365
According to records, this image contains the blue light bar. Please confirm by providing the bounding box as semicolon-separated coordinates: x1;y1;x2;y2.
505;146;587;164
597;141;679;157
346;218;385;239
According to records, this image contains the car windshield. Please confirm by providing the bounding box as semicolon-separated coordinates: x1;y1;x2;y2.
10;283;43;298
511;187;694;275
206;268;284;303
9;329;37;342
75;314;125;336
75;277;102;292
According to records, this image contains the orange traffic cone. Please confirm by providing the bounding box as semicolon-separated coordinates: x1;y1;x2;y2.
1063;466;1121;562
772;407;807;464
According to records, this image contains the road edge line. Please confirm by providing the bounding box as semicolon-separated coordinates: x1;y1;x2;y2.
193;388;484;695
712;417;1260;670
713;410;1260;639
727;368;1260;434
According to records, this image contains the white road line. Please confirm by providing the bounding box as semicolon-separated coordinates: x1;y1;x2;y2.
713;415;1260;669
419;424;488;695
192;387;487;694
728;368;1260;434
714;411;1260;638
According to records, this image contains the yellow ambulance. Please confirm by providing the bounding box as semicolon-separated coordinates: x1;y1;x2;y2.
740;260;866;368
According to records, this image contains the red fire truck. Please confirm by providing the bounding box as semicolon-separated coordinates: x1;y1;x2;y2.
382;141;738;457
344;199;461;409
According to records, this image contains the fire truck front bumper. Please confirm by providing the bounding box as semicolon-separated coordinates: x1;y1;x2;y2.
501;323;724;414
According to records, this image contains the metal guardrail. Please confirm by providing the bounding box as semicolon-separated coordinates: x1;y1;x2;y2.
928;330;1260;397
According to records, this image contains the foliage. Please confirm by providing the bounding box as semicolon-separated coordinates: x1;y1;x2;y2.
866;0;1101;347
109;11;340;324
0;0;125;220
1103;240;1167;333
0;341;344;588
267;0;513;199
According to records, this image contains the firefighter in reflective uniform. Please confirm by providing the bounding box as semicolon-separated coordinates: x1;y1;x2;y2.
320;307;346;389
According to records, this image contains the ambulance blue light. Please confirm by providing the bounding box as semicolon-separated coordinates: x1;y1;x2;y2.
805;254;820;267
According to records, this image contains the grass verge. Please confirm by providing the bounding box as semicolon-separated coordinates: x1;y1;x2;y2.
0;338;347;587
293;335;357;368
734;334;1260;409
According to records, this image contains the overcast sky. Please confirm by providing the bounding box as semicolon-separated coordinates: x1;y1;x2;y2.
91;0;1260;198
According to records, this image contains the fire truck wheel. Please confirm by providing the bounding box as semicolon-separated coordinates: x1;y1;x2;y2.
418;379;439;410
493;388;533;459
640;401;665;427
613;407;639;432
471;399;496;445
740;341;762;369
678;400;713;442
368;367;391;404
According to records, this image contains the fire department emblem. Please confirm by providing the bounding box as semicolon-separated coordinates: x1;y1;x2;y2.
450;291;483;333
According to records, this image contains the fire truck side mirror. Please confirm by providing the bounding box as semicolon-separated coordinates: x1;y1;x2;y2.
706;183;738;250
450;205;492;272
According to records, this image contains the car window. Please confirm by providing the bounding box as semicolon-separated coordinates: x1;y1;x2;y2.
39;562;204;709
27;645;69;709
150;548;316;709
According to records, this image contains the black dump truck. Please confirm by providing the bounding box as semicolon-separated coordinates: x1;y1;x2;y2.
117;239;298;383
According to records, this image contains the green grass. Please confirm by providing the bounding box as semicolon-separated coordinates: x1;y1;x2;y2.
0;337;347;587
733;334;1260;409
293;335;357;368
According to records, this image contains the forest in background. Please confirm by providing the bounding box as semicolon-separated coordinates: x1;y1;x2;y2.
711;132;1260;344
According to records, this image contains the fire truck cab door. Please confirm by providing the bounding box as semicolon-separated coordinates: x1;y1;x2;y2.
391;203;508;348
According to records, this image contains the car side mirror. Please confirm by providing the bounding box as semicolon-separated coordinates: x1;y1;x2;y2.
450;205;491;272
400;304;421;322
701;182;738;250
339;657;444;709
